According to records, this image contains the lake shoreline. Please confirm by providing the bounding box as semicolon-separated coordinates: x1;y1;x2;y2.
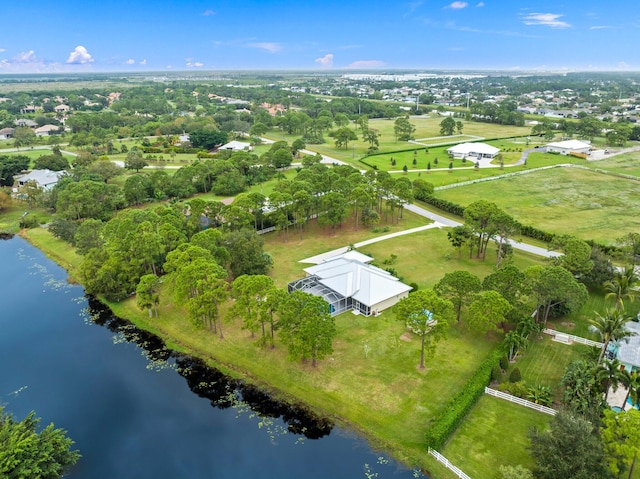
18;227;438;478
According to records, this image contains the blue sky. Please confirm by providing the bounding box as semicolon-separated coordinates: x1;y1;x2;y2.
0;0;637;73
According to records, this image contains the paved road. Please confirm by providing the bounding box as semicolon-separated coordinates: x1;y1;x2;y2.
405;203;562;258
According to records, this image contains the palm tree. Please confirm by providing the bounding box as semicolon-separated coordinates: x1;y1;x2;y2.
595;358;626;402
621;370;640;409
588;308;636;364
604;265;640;311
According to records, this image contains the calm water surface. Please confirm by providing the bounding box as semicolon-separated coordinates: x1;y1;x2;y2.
0;236;425;479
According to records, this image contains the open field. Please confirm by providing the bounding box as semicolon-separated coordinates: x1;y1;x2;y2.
441;395;551;479
435;166;640;244
586;151;640;177
358;228;545;289
263;209;431;288
265;118;534;168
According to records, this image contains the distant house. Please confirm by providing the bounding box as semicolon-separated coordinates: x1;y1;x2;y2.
218;140;253;152
288;252;412;316
14;119;38;128
34;124;60;137
16;169;65;190
54;104;70;113
546;139;591;155
0;127;15;140
447;142;500;160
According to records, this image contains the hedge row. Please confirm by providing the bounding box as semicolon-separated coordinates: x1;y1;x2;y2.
425;349;503;450
141;146;203;154
422;195;465;217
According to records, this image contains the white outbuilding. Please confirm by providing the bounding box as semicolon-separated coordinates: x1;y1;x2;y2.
447;142;500;160
546;140;591;155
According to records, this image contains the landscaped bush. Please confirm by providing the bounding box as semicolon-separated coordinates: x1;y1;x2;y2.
425;349;502;449
491;365;503;382
500;355;509;371
497;380;529;399
509;367;522;383
19;215;40;229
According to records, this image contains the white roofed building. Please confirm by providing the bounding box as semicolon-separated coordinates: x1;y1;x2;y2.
546;140;591;155
16;169;65;190
447;142;500;160
288;253;412;316
218;140;253;152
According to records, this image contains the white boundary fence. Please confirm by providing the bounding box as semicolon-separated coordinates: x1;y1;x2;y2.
428;448;472;479
542;328;603;348
485;387;557;416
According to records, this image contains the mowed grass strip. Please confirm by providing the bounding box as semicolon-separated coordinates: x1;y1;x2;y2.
436;166;640;244
441;395;551;479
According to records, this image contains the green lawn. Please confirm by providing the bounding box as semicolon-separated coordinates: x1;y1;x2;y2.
507;335;590;397
586;151;640;177
436;166;640;244
441;395;551;479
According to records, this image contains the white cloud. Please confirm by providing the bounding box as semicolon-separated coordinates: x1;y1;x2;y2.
247;42;282;53
590;25;612;30
124;59;135;65
186;60;204;67
66;45;94;64
404;1;423;17
140;59;147;65
522;13;571;28
448;1;468;9
315;53;334;68
14;50;39;63
202;9;216;16
347;60;386;68
0;48;5;53
476;1;485;6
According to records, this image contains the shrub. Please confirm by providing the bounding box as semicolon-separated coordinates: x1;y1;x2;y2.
425;349;502;449
509;367;522;383
497;380;529;398
409;282;419;292
19;215;40;229
491;365;503;382
500;354;509;371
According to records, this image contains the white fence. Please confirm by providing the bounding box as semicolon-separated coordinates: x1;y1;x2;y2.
542;328;603;348
428;448;472;479
485;387;557;416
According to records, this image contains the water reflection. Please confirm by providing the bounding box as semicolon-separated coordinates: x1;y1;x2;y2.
85;297;334;441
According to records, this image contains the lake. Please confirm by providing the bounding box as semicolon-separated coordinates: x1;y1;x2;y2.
0;236;425;478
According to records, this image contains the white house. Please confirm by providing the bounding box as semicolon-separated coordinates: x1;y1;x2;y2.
16;169;65;190
288;253;412;316
546;139;591;155
218;140;253;152
447;142;500;160
0;127;15;140
34;124;60;137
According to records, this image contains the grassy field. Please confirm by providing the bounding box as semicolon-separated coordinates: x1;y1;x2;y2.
435;166;640;244
441;395;551;479
586;151;640;177
265;117;533;168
